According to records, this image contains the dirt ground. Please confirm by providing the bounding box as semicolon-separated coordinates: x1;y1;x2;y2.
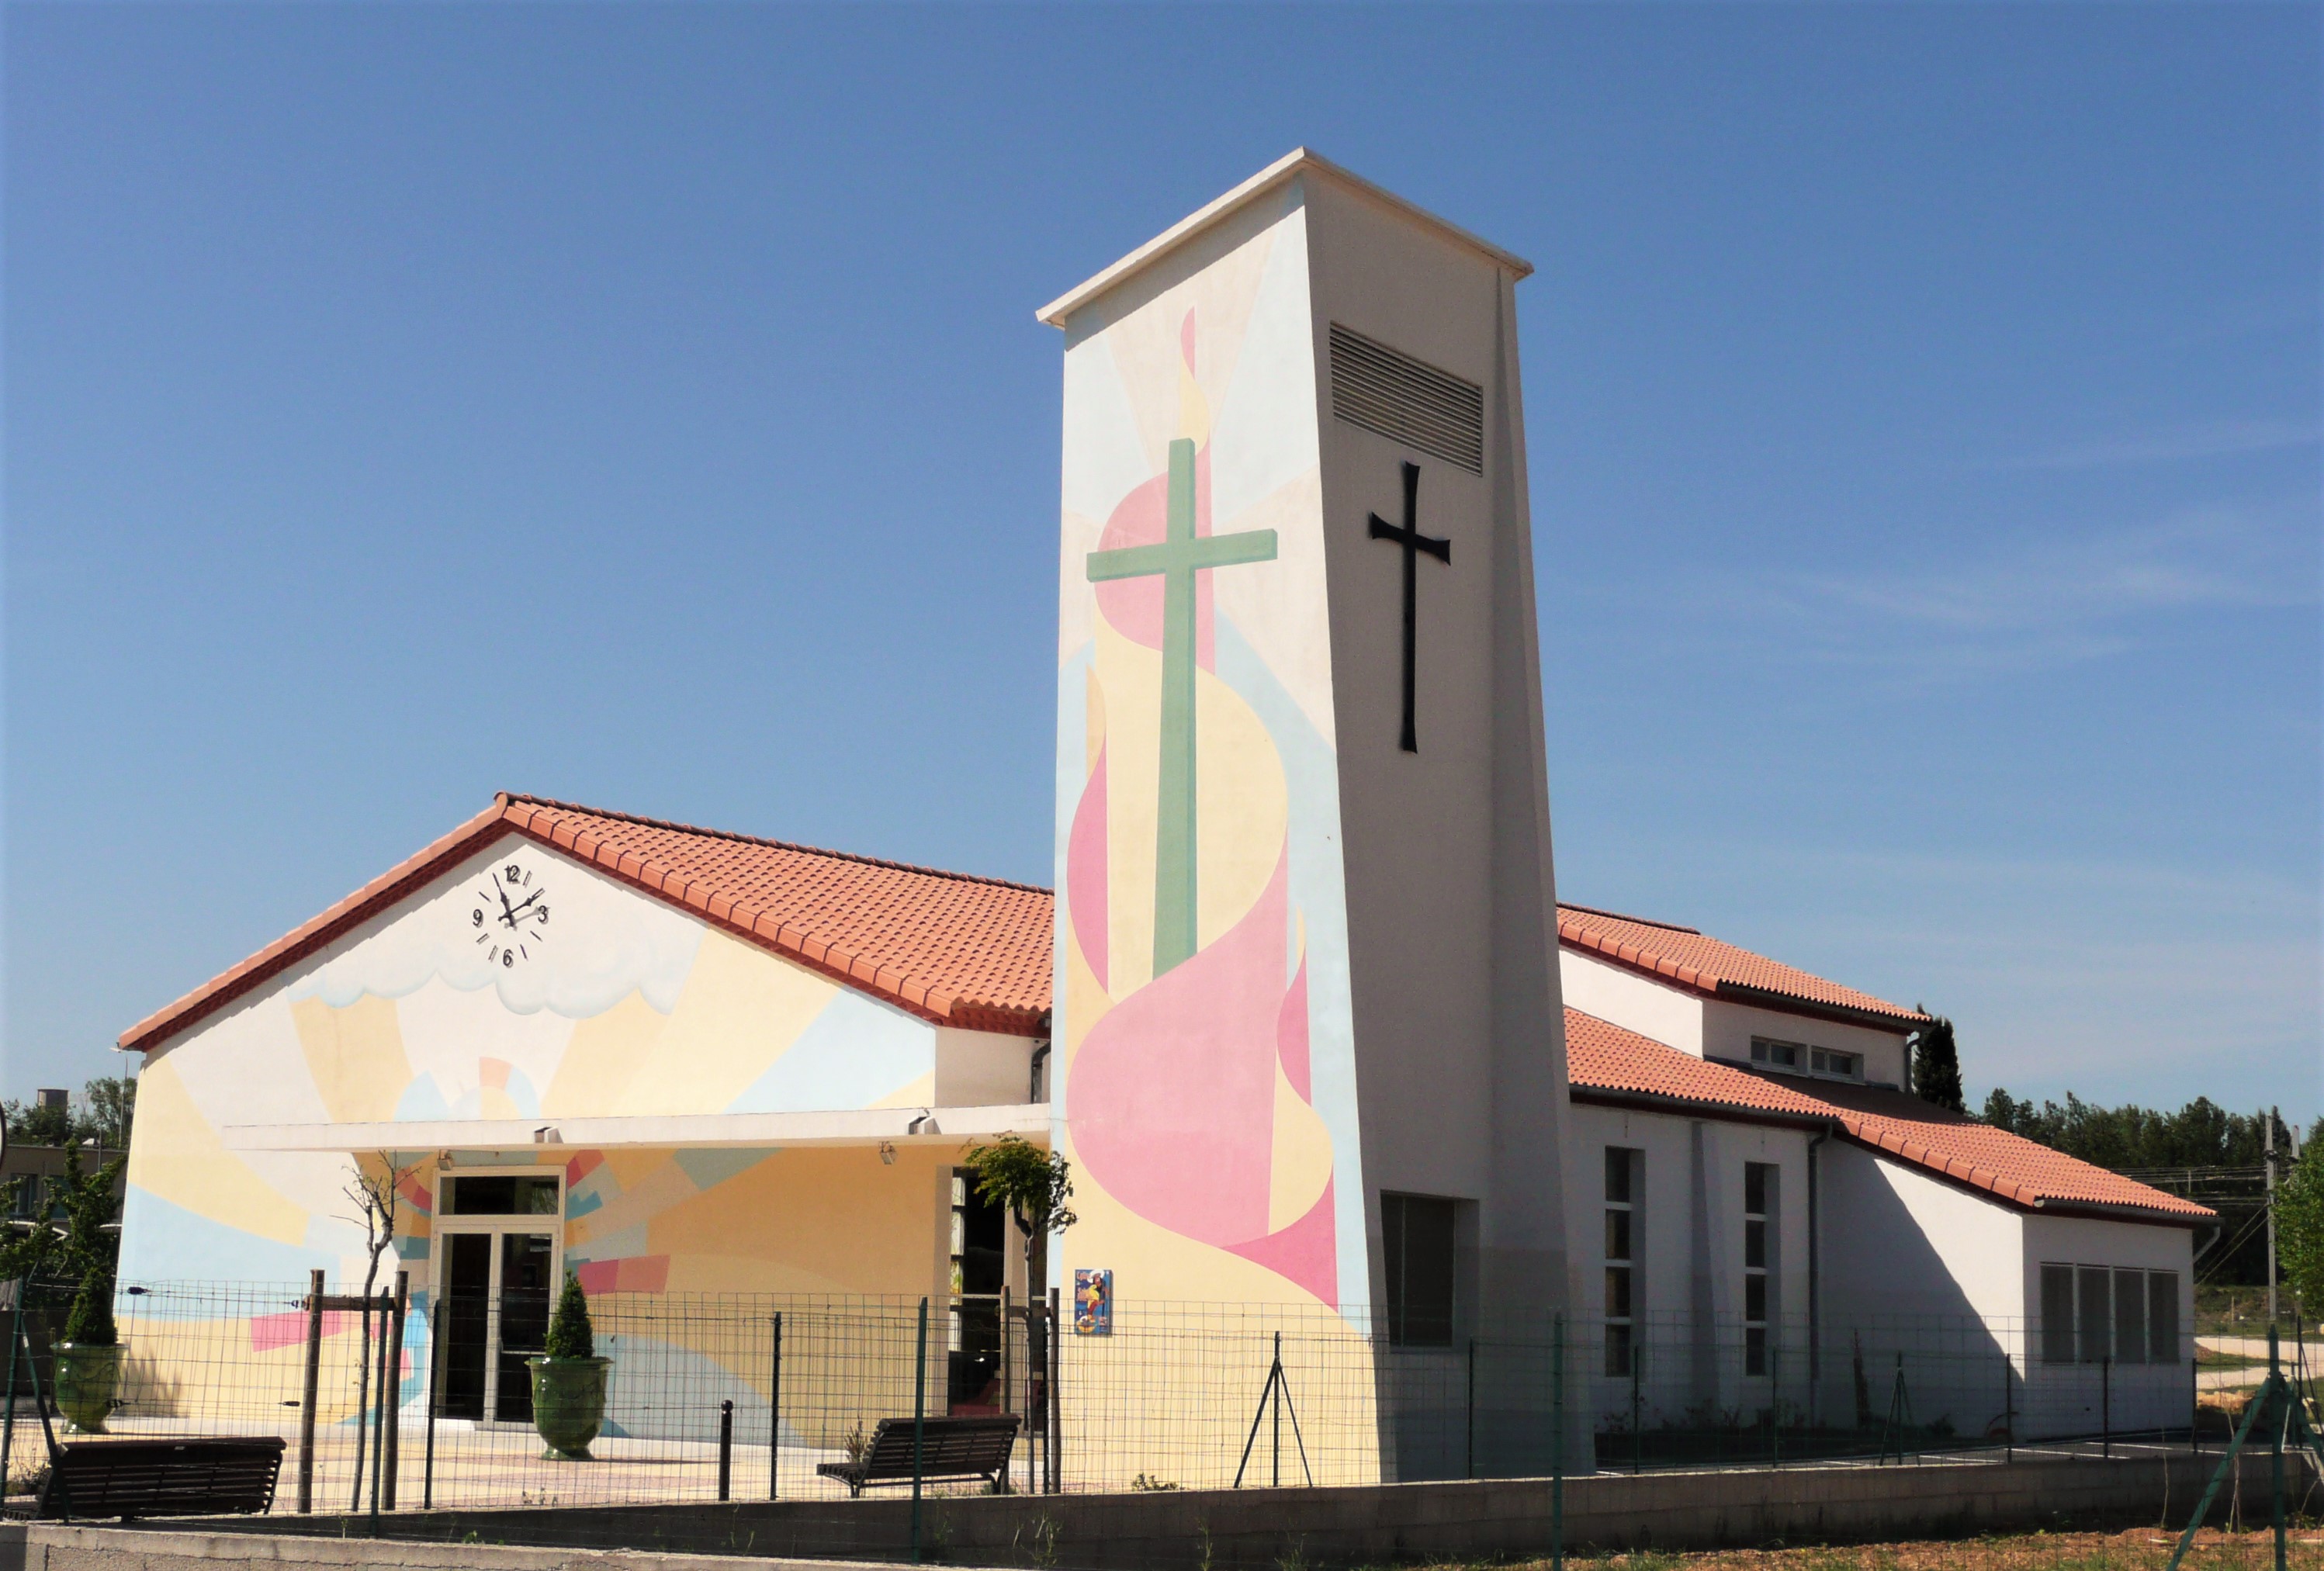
1421;1528;2324;1571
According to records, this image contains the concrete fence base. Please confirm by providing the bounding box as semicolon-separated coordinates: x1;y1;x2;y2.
0;1448;2311;1571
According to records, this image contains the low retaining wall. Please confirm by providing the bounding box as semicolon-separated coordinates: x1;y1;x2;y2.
0;1448;2305;1571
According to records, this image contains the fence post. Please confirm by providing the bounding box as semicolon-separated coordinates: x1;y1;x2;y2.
299;1268;322;1514
1630;1335;1643;1476
2004;1343;2014;1465
384;1272;407;1511
769;1312;782;1500
1;1279;24;1500
911;1296;927;1562
719;1399;733;1501
1770;1343;1781;1469
2270;1325;2286;1571
1048;1286;1062;1494
424;1289;445;1510
2102;1355;2111;1459
1464;1337;1476;1480
369;1289;390;1534
1550;1314;1564;1571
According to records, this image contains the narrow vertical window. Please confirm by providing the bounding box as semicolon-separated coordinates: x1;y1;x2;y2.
2147;1272;2180;1365
2040;1265;2076;1364
1604;1147;1641;1376
1383;1192;1457;1348
1744;1162;1777;1376
2112;1268;2148;1365
2076;1266;2112;1363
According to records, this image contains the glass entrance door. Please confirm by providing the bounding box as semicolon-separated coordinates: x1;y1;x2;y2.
434;1169;563;1425
438;1230;558;1422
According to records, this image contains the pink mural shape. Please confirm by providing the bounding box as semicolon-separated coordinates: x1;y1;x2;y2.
1277;951;1311;1099
1068;845;1334;1300
577;1254;669;1295
1228;1180;1337;1307
1068;746;1109;991
251;1310;357;1353
480;1057;512;1092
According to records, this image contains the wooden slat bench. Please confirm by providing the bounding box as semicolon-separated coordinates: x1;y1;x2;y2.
816;1415;1019;1497
3;1437;286;1521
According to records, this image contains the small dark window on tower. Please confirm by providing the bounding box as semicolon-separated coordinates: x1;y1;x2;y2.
1383;1193;1457;1348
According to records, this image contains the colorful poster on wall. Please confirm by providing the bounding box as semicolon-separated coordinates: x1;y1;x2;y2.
1073;1268;1113;1335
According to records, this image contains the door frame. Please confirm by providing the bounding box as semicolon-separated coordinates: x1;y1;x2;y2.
431;1164;566;1427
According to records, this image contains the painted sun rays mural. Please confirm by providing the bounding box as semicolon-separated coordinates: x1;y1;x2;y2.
121;834;955;1298
1055;192;1368;1316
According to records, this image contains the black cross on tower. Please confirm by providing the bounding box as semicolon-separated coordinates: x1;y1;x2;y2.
1367;461;1450;753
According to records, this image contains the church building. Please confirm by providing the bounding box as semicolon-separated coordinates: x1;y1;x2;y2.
114;152;2208;1479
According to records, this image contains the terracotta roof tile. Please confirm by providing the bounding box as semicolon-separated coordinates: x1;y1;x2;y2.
1565;1009;2212;1223
121;794;1055;1053
1558;904;1930;1029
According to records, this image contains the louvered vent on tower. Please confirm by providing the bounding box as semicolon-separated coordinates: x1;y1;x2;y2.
1328;324;1485;475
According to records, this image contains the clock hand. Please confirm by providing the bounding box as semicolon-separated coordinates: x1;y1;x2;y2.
504;891;542;923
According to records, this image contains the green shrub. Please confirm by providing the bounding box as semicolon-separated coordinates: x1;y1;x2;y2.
63;1272;116;1347
542;1272;594;1361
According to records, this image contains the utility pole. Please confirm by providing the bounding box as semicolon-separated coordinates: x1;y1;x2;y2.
2265;1106;2279;1327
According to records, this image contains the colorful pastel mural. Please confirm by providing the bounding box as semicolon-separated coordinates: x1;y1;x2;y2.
1054;189;1368;1314
121;833;970;1299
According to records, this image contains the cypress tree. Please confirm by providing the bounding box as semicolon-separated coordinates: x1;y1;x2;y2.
1911;1009;1966;1113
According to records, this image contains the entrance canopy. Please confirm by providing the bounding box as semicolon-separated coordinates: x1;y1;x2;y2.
220;1102;1049;1154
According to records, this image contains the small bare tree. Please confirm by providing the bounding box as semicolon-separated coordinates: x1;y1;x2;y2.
339;1153;414;1511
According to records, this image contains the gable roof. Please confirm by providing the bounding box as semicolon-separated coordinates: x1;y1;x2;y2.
1558;903;1930;1031
119;794;1055;1053
1564;1009;2212;1224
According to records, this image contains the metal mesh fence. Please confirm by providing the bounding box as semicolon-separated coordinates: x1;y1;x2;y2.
0;1279;2228;1516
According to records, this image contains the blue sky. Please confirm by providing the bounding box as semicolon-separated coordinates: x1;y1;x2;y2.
5;5;2317;1121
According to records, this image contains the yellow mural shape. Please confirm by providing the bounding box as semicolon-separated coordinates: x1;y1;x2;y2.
291;995;412;1125
542;990;670;1118
1267;1060;1335;1236
127;1057;310;1246
613;930;840;1116
1093;618;1289;991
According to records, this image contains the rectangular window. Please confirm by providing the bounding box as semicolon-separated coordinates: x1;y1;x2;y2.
2076;1266;2112;1363
1809;1049;1862;1079
2040;1265;2076;1364
2113;1268;2148;1365
441;1175;560;1217
2148;1272;2180;1364
1383;1193;1457;1348
1743;1162;1776;1375
1749;1039;1803;1071
1604;1147;1641;1376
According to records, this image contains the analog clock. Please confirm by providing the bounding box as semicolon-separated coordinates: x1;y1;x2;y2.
469;860;552;969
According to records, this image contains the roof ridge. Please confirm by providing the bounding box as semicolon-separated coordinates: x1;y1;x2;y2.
1557;901;1701;936
499;793;1054;896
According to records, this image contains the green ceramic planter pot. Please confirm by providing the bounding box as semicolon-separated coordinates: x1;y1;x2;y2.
54;1342;123;1434
527;1356;610;1460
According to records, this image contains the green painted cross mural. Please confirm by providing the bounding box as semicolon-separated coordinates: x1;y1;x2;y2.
1086;437;1277;978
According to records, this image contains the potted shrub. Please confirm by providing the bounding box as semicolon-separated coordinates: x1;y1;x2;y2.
54;1273;121;1434
527;1273;609;1460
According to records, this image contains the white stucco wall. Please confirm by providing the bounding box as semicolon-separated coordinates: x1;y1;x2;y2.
1557;951;1704;1056
1699;1001;1909;1089
1820;1142;2022;1327
1567;1102;1813;1427
933;1029;1037;1108
2016;1213;2198;1440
